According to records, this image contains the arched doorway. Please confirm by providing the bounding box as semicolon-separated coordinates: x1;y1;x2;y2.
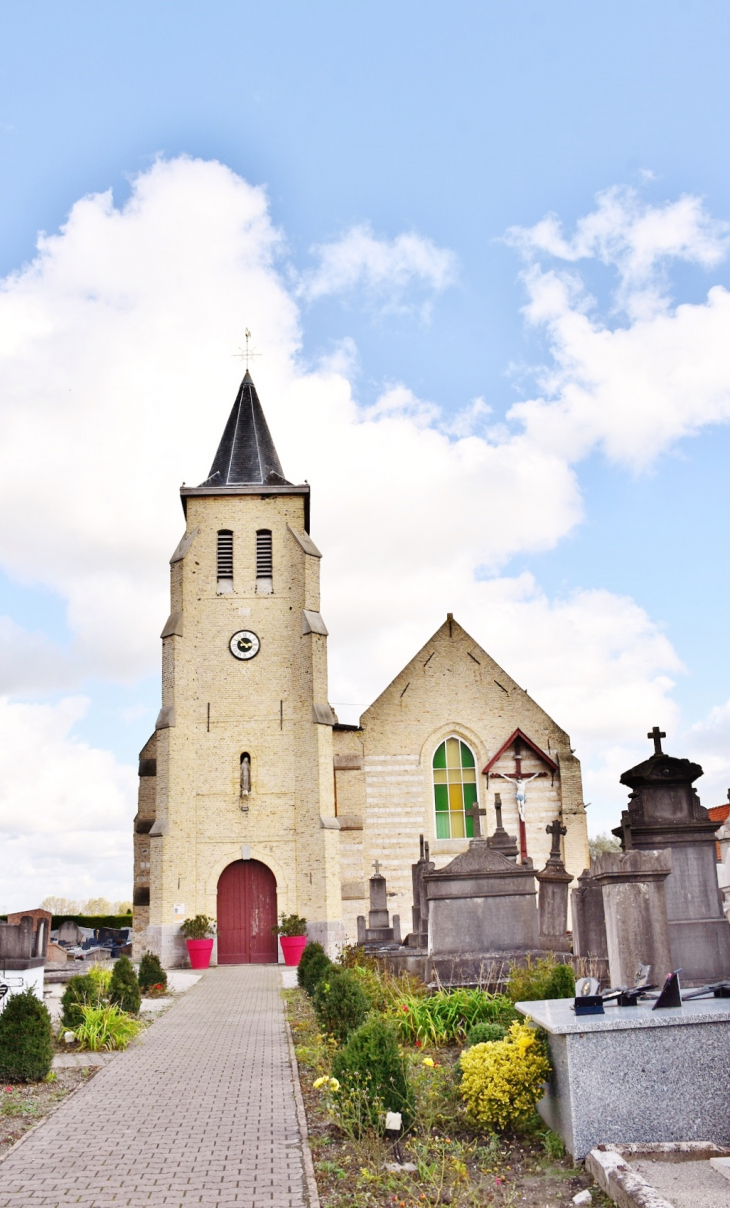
216;859;278;964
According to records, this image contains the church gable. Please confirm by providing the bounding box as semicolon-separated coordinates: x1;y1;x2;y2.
359;613;571;759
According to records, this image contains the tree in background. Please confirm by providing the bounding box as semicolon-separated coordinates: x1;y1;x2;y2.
588;833;621;859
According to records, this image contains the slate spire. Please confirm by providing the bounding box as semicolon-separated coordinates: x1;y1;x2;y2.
199;372;289;487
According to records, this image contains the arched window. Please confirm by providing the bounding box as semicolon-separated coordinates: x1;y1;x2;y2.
433;737;478;840
256;529;273;593
217;530;233;592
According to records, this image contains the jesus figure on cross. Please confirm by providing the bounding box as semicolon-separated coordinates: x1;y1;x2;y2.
490;740;548;862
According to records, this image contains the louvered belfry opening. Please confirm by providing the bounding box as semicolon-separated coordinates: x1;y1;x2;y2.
256;530;273;578
217;530;234;592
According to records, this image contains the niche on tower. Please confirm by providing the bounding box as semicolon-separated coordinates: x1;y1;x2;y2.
240;752;252;808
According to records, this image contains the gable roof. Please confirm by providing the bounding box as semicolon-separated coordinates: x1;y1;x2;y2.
199;371;289;488
483;727;559;774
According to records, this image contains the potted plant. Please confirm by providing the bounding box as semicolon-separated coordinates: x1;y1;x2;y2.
180;915;216;969
273;913;308;966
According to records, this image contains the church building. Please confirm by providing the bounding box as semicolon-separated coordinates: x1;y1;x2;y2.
133;373;589;965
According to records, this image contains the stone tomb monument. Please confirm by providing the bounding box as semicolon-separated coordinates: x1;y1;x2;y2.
535;820;573;952
356;862;401;946
0;910;50;1007
613;728;730;984
591;848;674;988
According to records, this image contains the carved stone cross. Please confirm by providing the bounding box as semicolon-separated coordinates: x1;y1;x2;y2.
546;817;567;863
647;726;666;756
372;860;382;877
465;801;487;838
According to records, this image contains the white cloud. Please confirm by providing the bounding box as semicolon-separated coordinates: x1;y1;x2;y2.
0;696;136;912
0;616;82;694
301;222;458;312
687;700;730;811
505;188;730;469
0;160;728;890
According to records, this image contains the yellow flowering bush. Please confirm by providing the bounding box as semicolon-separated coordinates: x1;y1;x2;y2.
459;1020;550;1132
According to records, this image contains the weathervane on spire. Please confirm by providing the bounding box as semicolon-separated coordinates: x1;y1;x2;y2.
233;329;262;372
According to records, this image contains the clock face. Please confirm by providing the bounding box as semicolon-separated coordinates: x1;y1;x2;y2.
229;630;260;661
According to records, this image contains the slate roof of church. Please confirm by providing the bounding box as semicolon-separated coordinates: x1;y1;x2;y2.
198;371;290;488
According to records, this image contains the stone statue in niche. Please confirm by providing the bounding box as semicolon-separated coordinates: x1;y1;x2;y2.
240;753;251;798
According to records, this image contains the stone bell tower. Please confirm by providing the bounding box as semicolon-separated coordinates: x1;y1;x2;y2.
135;372;343;966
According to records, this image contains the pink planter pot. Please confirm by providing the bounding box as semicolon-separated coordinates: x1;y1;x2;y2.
186;938;214;969
280;935;307;966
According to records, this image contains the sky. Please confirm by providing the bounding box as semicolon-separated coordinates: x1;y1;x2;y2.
2;2;730;910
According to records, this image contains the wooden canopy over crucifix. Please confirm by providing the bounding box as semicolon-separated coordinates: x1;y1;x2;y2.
483;729;559;863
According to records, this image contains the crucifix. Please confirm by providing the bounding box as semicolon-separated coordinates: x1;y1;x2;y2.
647;726;666;755
490;740;547;862
465;801;487;839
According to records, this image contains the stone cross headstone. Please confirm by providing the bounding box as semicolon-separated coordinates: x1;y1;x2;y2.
535;819;573;949
487;792;519;862
465;801;487;839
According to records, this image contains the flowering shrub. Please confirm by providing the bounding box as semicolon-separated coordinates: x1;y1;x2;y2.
459;1021;550;1132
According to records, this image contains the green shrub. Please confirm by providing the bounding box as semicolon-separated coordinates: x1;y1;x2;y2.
86;965;113;995
313;968;370;1043
544;962;575;1000
506;956;575;1003
0;989;54;1082
393;988;518;1046
460;1020;550;1132
109;955;141;1015
297;941;332;996
466;1021;508;1046
138;953;167;994
61;975;101;1028
332;1016;412;1133
74;1003;142;1051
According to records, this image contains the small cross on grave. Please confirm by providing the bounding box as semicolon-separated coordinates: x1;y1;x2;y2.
372;860;383;877
493;792;504;830
647;726;666;756
546;817;567;866
465;801;487;838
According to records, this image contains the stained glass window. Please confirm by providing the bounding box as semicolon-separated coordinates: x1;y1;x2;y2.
433;737;478;840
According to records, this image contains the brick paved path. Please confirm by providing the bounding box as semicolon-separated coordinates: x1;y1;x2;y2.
0;966;308;1207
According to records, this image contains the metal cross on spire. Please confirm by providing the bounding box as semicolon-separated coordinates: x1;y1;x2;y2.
233;329;262;371
647;726;666;756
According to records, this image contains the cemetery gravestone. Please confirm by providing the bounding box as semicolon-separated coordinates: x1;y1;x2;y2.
614;730;730;983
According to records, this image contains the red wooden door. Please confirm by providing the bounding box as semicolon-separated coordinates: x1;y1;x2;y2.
217;860;278;964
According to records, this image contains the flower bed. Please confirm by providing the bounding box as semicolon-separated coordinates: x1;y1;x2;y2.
285;956;608;1208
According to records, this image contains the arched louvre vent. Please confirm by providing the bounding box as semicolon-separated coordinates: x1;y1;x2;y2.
256;530;273;578
217;530;233;581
